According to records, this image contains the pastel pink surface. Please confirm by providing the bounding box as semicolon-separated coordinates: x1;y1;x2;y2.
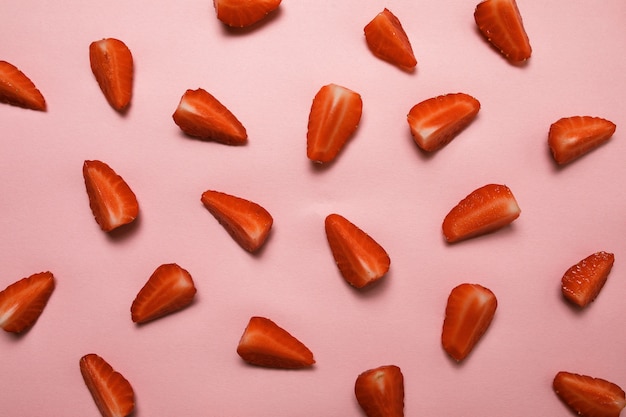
1;1;625;416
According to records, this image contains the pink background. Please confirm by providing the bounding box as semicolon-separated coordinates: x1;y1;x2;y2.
2;0;625;415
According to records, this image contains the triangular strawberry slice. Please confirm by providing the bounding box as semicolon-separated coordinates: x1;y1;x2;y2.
131;263;197;324
214;0;282;27
553;371;626;417
80;353;135;417
0;271;55;333
89;38;134;112
354;365;404;417
561;251;614;308
548;116;616;165
364;8;417;70
236;316;315;369
0;60;46;111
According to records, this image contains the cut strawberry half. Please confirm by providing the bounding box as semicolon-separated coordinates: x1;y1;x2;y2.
548;116;617;165
80;353;135;417
442;183;521;243
355;365;404;417
201;190;273;252
172;88;248;145
553;371;626;417
364;8;417;71
0;60;46;111
407;93;481;152
0;271;55;333
441;283;497;362
474;0;532;64
306;84;363;164
325;213;390;289
89;38;134;112
561;251;614;308
213;0;281;27
236;316;315;369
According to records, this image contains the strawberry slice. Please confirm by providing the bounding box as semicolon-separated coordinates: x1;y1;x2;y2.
172;88;247;145
131;263;197;324
364;8;417;71
201;190;273;252
354;365;404;417
548;116;617;165
561;251;614;308
407;93;481;152
89;38;134;112
474;0;532;64
324;213;390;289
236;316;315;369
0;271;55;333
306;84;363;164
213;0;281;27
441;283;497;362
83;160;139;232
80;353;135;417
553;371;626;417
442;183;521;243
0;60;46;111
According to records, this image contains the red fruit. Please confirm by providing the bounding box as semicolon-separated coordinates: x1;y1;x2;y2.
80;353;135;417
442;183;521;243
441;283;497;362
364;8;417;70
561;251;614;308
474;0;532;63
172;88;247;145
213;0;281;27
554;371;626;417
0;272;55;333
236;316;315;369
325;213;390;289
89;38;134;112
0;60;46;111
548;116;616;165
407;93;481;152
355;365;404;417
83;160;139;232
131;263;197;324
306;84;363;163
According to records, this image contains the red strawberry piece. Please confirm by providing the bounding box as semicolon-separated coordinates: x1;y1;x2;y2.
83;160;139;232
172;88;247;145
0;271;55;333
553;371;626;417
89;38;134;112
354;365;404;417
201;190;273;252
236;316;315;369
364;8;417;71
80;353;135;417
131;263;197;324
560;251;614;308
0;60;46;111
325;213;390;289
407;93;481;152
213;0;281;27
306;84;363;164
474;0;532;64
441;283;497;362
442;183;521;243
548;116;616;165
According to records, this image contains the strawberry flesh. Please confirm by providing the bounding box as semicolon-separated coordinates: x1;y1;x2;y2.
80;353;135;417
89;38;134;112
354;365;404;417
561;251;614;308
554;371;626;417
548;116;616;165
364;8;417;70
213;0;281;27
0;60;46;111
0;271;55;333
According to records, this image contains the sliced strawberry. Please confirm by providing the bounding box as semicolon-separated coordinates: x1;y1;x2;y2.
548;116;616;165
83;160;139;232
201;190;273;252
364;8;417;70
442;183;521;243
172;88;247;145
324;213;390;289
441;283;497;362
0;60;46;111
213;0;281;27
354;365;404;417
561;251;614;308
407;93;481;152
236;316;315;369
474;0;532;64
89;38;133;112
553;371;626;417
0;272;55;333
80;353;135;417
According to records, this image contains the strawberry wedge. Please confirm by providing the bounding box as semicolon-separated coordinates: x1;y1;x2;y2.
553;371;626;417
80;353;135;417
548;116;616;165
89;38;134;112
0;60;46;111
355;365;405;417
364;8;417;71
560;251;614;308
214;0;282;27
0;271;55;333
